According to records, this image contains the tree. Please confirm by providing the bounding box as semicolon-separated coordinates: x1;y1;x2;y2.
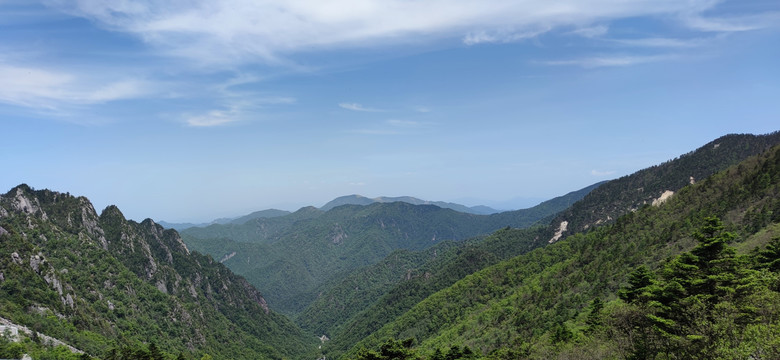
585;297;604;333
618;266;655;303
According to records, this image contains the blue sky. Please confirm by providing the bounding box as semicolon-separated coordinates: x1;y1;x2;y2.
1;0;779;222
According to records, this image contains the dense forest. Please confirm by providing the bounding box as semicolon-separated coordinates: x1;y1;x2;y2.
0;186;316;359
1;132;779;360
344;138;780;359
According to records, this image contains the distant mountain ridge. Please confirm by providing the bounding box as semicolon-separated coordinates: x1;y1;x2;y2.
180;182;601;315
320;195;501;214
159;208;290;230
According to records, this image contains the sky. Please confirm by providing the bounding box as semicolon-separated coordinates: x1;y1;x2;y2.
1;0;779;223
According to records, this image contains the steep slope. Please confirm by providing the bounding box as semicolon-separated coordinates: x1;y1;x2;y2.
182;184;599;315
310;226;544;358
343;141;780;358
0;185;316;359
545;132;780;242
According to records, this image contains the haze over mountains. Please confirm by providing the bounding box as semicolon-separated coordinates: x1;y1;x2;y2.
160;195;503;231
2;131;780;360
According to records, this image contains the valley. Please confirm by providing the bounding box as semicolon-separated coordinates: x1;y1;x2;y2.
2;132;780;359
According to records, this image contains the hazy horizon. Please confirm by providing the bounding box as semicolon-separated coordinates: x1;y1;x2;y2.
2;0;778;223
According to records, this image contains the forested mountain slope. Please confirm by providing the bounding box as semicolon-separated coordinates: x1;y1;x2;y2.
320;195;500;215
0;185;316;359
181;184;599;315
544;132;780;242
344;141;780;359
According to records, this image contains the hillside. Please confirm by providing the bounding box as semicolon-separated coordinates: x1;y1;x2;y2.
544;132;780;242
159;208;291;231
320;195;501;215
342;141;780;359
181;183;599;315
0;185;316;359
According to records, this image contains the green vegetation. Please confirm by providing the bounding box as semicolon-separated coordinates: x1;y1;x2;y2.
181;185;596;316
342;140;780;359
547;132;780;240
0;186;316;359
3;132;779;360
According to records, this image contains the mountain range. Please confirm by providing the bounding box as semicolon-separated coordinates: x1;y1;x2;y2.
2;131;779;360
320;195;501;214
179;182;601;315
160;195;503;231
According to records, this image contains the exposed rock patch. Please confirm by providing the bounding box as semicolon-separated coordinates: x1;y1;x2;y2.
549;221;568;243
652;190;675;206
220;251;237;263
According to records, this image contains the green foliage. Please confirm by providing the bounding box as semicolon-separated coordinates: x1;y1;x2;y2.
546;131;780;241
340;141;780;359
181;183;596;316
0;185;317;360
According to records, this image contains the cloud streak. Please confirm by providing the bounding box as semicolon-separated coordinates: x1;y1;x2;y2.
339;103;383;112
43;0;741;67
0;63;152;109
543;54;675;68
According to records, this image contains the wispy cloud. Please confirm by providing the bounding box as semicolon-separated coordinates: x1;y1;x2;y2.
463;27;550;45
185;108;240;127
44;0;737;66
543;54;674;68
184;94;296;127
609;37;707;48
568;25;609;38
591;169;616;176
339;103;383;112
682;11;780;33
0;62;153;109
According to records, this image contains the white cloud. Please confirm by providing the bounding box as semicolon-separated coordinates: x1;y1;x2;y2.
610;37;706;48
463;27;550;45
0;63;152;109
44;0;734;66
543;54;674;68
185;109;239;127
339;102;383;112
682;11;780;32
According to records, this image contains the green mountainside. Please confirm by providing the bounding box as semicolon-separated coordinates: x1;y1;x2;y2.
544;132;780;242
4;132;778;360
181;184;599;315
0;186;316;359
320;195;501;215
297;133;780;358
341;140;780;359
159;208;291;231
